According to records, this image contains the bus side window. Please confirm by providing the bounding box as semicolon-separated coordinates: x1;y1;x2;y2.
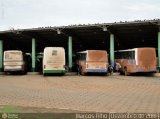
115;52;119;59
115;52;123;59
129;52;132;59
80;54;82;60
122;52;125;59
82;53;86;61
79;53;86;61
77;54;80;61
76;54;79;60
124;51;129;59
131;51;135;59
126;51;129;59
127;51;135;59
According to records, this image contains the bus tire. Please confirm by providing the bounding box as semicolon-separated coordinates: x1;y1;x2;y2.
80;67;85;76
120;71;123;75
21;71;25;75
81;71;85;76
4;71;8;75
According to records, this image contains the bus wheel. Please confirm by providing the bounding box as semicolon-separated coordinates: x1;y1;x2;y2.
120;71;123;75
4;71;8;75
80;67;85;76
81;71;86;76
21;71;25;75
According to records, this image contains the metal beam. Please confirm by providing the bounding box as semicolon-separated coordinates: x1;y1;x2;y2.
68;36;72;70
110;34;115;67
32;38;36;72
158;31;160;71
0;40;3;72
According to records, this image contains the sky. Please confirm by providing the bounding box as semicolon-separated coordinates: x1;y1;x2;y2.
0;0;160;31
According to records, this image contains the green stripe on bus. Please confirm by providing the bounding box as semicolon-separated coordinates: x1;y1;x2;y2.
43;70;65;74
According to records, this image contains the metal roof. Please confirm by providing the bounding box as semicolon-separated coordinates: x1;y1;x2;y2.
0;19;160;53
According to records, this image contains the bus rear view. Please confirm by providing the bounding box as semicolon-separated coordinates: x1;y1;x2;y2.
43;47;65;75
77;50;109;75
137;48;156;72
3;50;26;74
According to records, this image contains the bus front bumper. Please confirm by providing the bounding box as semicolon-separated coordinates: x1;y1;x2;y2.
43;70;65;74
86;69;108;73
128;68;157;73
4;66;23;72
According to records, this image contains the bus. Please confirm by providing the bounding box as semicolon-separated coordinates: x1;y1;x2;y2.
76;50;109;75
115;47;157;75
43;47;65;75
3;50;27;74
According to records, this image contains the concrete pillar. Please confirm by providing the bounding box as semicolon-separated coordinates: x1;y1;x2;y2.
158;31;160;71
0;40;3;72
68;36;72;71
32;38;36;72
110;34;115;68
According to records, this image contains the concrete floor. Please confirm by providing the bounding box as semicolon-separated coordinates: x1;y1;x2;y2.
0;74;160;113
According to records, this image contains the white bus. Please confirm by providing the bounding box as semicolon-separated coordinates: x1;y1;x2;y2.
43;47;66;75
3;50;26;74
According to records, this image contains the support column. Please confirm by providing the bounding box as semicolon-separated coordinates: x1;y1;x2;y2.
158;31;160;71
68;36;72;71
0;40;3;72
110;34;115;68
32;38;36;72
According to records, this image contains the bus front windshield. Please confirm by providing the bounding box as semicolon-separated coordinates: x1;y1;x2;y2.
87;51;107;62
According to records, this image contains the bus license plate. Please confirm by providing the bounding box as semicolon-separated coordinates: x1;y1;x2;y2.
95;65;99;68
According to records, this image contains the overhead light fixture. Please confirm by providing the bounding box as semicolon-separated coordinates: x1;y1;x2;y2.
57;29;61;34
102;26;107;31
